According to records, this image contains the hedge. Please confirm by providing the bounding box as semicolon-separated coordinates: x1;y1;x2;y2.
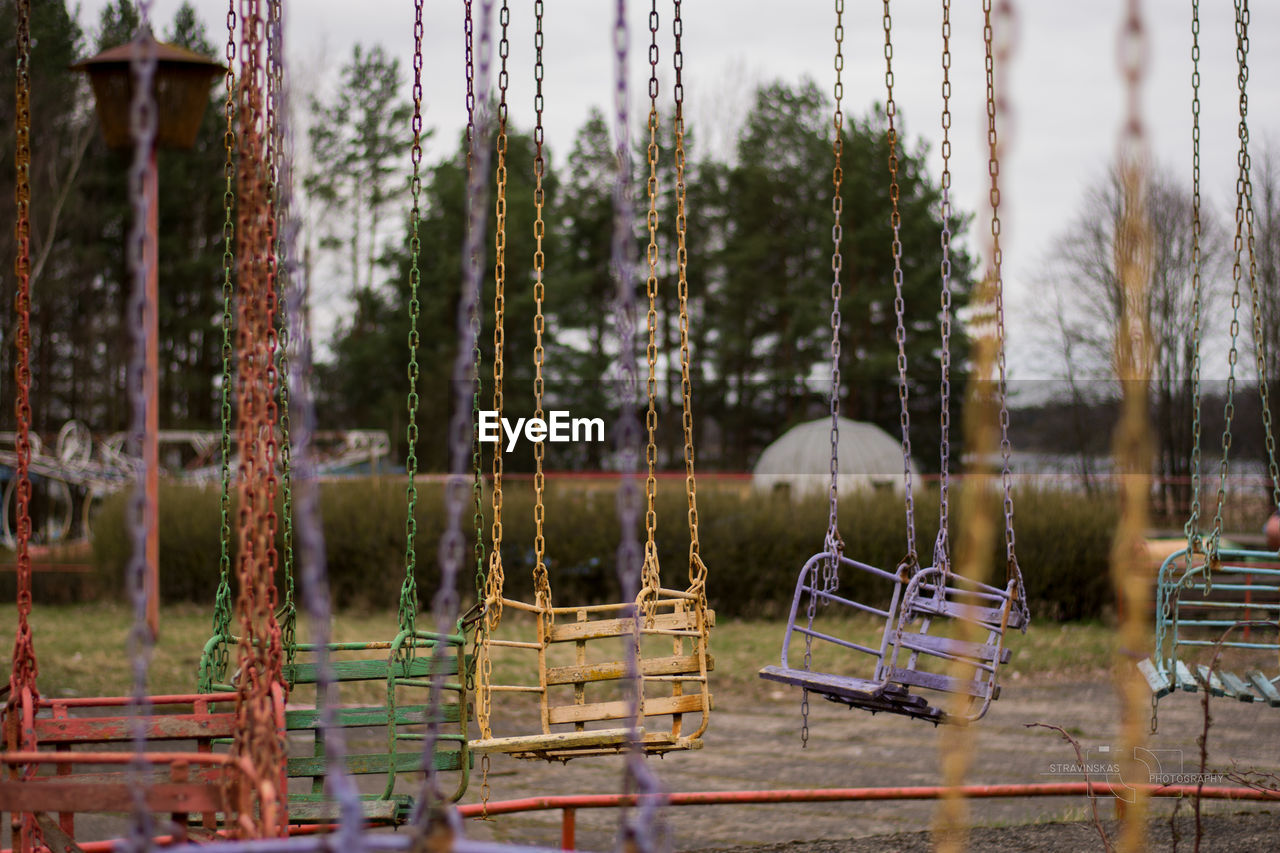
88;478;1116;621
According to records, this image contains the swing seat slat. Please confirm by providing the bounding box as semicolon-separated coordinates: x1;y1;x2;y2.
906;595;1021;630
1138;657;1174;697
1216;670;1257;702
34;712;238;744
283;702;460;731
545;608;706;644
885;666;1000;700
285;795;408;823
545;692;708;726
471;728;644;755
759;665;891;701
893;632;1011;664
283;654;458;685
544;653;712;686
1246;670;1280;706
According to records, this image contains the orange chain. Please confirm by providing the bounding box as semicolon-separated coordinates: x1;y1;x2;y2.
232;0;285;837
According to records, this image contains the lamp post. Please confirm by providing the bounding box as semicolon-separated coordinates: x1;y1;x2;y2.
74;34;224;637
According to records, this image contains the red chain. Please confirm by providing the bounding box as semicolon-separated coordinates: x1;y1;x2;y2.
8;0;37;711
233;0;285;837
8;4;45;848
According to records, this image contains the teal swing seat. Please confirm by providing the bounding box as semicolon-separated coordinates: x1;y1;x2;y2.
1141;547;1280;706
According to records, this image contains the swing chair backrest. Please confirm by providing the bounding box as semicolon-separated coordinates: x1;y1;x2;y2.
774;551;906;677
1147;548;1280;705
0;688;264;843
198;628;471;824
476;591;713;761
883;567;1023;720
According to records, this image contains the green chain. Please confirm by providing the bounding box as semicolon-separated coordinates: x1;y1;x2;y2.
268;10;296;671
276;184;296;674
1183;0;1204;560
203;7;238;694
399;28;426;651
464;0;484;694
1211;0;1253;557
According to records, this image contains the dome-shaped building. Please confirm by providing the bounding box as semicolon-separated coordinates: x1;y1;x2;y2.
752;417;918;499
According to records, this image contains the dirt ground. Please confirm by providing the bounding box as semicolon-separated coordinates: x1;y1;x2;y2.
5;676;1278;851
450;676;1280;851
692;814;1280;853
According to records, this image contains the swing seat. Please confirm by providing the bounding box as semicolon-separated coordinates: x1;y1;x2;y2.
881;567;1023;721
1142;547;1280;707
759;551;921;715
198;626;472;824
760;552;1022;724
0;688;273;846
473;591;713;761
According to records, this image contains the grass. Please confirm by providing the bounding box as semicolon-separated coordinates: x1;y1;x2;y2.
0;602;1117;701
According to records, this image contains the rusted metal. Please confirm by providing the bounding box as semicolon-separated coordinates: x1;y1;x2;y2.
16;782;1280;853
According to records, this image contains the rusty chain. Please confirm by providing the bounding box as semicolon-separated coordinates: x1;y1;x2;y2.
531;0;553;618
672;0;706;610
8;2;42;847
641;0;662;625
232;0;286;835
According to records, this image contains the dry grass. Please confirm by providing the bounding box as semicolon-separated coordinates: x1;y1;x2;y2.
0;603;1116;701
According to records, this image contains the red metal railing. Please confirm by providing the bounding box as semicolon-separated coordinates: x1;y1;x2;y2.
22;782;1280;852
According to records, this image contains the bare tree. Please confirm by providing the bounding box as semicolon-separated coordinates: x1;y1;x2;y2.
1029;165;1230;512
1251;145;1280;468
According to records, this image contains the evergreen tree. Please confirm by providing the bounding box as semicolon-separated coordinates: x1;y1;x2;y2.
711;80;975;470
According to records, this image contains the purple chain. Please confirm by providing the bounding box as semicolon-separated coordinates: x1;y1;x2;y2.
124;7;158;851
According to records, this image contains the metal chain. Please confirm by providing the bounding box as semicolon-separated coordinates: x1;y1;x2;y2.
461;0;498;815
614;4;665;849
233;0;286;833
935;0;954;577
1235;1;1280;525
479;0;511;749
9;4;43;848
414;0;484;813
822;0;845;590
531;0;553;617
882;0;918;571
276;15;366;832
988;0;1020;598
268;0;297;676
1212;0;1251;549
206;0;239;693
984;0;1026;614
804;0;844;750
1114;0;1154;831
124;6;160;849
1183;0;1205;559
9;0;38;710
460;0;490;813
465;0;487;685
672;0;706;609
641;0;663;624
399;0;426;653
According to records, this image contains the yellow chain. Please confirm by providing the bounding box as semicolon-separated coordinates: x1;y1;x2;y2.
671;0;706;604
478;0;511;744
531;0;553;619
1112;3;1153;850
640;0;662;624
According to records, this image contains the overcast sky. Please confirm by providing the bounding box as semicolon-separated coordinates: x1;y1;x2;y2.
77;1;1280;381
